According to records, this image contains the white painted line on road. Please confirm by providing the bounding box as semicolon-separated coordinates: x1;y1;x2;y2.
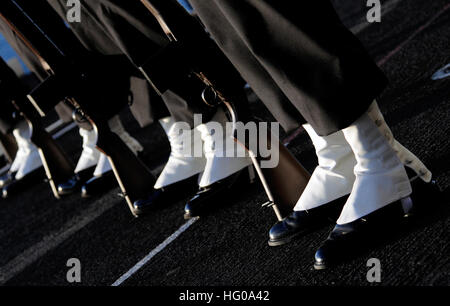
0;197;119;285
112;217;199;286
52;122;78;139
45;119;64;133
431;63;450;80
0;165;10;176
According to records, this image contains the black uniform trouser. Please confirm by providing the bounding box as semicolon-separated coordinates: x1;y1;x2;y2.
189;0;388;136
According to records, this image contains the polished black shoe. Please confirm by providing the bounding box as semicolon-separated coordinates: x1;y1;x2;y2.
2;167;45;199
0;171;16;188
81;170;116;198
314;177;440;270
184;170;248;219
313;219;370;270
268;198;345;247
57;167;95;196
57;174;81;196
268;211;316;246
133;176;199;217
313;196;415;270
133;189;166;216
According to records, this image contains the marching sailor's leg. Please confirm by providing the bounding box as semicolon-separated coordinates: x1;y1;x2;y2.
57;126;100;196
2;120;44;198
81;115;144;198
134;115;207;215
338;112;412;224
269;101;434;246
314;111;414;270
153;116;206;190
72;128;100;172
268;126;356;246
13;122;44;180
184;109;253;219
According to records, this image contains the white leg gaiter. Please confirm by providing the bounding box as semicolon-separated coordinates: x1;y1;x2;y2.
12;121;42;180
74;127;100;174
197;109;252;188
294;124;357;211
338;112;412;224
154;117;206;189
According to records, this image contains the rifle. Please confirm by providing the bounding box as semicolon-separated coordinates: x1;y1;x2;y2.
138;0;310;220
0;58;74;198
0;0;157;215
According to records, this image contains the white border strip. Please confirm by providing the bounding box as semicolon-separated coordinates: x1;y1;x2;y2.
0;165;10;175
45;119;64;133
112;217;199;286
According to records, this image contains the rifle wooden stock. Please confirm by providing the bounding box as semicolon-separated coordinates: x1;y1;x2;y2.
258;135;310;217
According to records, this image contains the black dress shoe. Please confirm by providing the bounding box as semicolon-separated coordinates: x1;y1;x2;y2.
57;167;96;196
268;199;343;247
268;211;316;246
0;171;16;188
184;170;248;219
314;218;369;270
314;177;440;270
313;196;417;270
133;189;166;216
2;167;45;199
81;170;116;198
133;176;199;217
57;175;81;196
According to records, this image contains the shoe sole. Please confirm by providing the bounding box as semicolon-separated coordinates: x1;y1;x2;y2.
57;189;78;196
268;231;302;247
268;239;290;247
314;263;327;270
133;209;145;217
267;223;327;247
183;169;253;220
184;212;198;220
